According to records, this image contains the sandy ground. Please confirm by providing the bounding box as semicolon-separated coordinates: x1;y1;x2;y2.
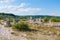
0;24;60;40
0;24;27;40
0;24;11;40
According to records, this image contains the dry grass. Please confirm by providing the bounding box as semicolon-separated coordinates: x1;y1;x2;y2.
1;21;60;40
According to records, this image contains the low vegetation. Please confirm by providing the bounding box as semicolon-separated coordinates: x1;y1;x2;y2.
12;21;29;31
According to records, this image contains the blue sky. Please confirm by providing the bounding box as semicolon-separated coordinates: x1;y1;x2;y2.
0;0;60;16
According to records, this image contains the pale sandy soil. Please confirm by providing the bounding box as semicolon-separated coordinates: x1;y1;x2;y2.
0;24;60;40
9;31;60;40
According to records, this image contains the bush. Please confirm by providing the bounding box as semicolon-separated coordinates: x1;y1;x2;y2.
13;22;29;30
9;18;14;22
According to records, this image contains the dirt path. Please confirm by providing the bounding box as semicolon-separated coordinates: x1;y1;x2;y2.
0;24;11;40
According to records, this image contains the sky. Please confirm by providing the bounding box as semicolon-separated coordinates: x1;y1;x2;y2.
0;0;60;16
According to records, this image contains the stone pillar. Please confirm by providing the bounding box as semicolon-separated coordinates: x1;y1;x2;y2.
29;17;33;22
5;20;11;27
13;19;19;24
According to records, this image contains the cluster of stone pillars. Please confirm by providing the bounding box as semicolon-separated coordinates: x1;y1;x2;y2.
5;18;19;27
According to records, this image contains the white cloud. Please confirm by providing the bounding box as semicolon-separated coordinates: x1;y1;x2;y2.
0;2;41;15
0;0;14;3
19;3;27;7
47;13;60;16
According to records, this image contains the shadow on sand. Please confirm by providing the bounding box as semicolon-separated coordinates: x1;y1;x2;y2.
18;28;38;32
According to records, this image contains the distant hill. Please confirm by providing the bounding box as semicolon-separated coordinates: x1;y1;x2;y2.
0;13;15;16
0;13;60;19
0;13;16;18
0;13;60;22
18;15;60;19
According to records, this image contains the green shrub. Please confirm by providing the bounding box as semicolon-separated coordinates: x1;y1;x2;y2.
9;18;14;22
13;22;29;30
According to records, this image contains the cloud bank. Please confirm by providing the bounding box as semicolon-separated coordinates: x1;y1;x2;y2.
0;0;14;3
0;0;41;15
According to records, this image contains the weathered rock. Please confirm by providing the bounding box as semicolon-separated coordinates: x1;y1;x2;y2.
13;19;19;24
5;21;11;27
